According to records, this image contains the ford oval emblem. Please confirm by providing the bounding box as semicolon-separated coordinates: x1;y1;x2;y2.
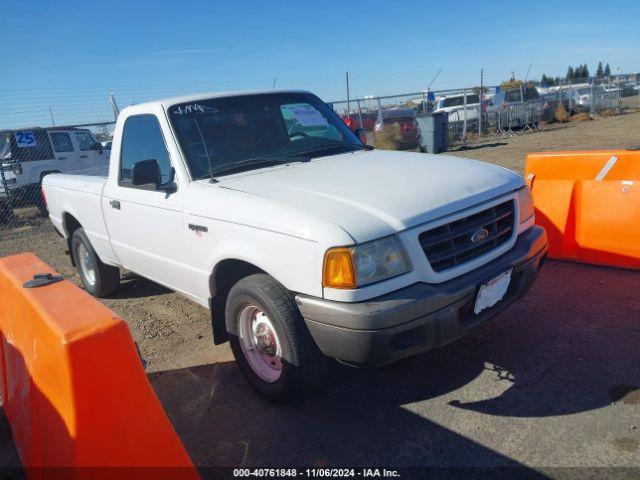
470;228;489;244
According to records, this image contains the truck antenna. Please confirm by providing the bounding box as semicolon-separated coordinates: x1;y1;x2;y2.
192;118;217;183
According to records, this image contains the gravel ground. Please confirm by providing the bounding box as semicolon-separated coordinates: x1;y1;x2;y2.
0;110;639;476
448;107;640;174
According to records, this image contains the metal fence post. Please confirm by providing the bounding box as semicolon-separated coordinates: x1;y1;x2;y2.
478;69;483;136
0;164;15;224
462;89;467;141
559;80;563;116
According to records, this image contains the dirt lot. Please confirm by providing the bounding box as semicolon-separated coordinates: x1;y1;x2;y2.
0;110;639;476
448;107;640;174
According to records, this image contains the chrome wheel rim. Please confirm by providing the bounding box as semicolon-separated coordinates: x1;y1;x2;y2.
238;304;283;383
77;243;96;286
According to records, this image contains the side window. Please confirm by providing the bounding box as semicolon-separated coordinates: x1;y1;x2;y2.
75;131;96;151
119;115;172;185
50;132;74;152
6;130;54;162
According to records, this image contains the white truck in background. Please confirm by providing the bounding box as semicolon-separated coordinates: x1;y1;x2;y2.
43;90;547;402
1;127;107;212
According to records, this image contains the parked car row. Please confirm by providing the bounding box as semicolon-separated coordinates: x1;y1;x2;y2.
341;78;638;134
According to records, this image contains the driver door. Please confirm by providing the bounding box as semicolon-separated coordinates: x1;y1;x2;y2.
102;114;190;293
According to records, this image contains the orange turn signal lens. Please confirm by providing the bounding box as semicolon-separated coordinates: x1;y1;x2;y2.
322;247;356;289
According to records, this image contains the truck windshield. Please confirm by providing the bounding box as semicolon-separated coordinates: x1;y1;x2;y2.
168;92;364;179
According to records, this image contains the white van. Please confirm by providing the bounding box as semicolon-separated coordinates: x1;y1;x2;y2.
0;127;108;209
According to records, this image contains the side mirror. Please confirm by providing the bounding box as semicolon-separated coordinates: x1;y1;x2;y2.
131;159;161;187
354;128;368;145
89;142;103;153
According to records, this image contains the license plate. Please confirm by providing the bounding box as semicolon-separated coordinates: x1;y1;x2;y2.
474;269;512;315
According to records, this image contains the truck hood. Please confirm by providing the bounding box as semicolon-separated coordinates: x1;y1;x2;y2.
218;150;523;243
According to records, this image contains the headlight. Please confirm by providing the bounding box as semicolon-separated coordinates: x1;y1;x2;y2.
517;186;534;224
323;236;411;289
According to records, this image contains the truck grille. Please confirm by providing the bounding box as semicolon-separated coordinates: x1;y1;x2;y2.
419;200;515;272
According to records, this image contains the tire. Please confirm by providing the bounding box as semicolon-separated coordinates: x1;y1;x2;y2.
35;185;47;215
226;274;327;403
0;202;15;225
36;172;57;215
71;228;120;297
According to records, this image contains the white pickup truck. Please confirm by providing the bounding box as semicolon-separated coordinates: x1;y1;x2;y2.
43;90;547;402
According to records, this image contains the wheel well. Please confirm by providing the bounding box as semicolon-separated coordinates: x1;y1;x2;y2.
209;259;264;345
63;213;82;266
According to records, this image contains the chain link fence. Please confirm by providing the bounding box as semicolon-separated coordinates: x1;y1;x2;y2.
0;123;113;254
331;75;639;149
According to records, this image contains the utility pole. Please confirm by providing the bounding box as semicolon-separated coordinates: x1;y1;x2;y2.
427;69;441;90
49;106;55;126
479;68;483;135
426;69;442;108
346;71;351;118
109;92;120;121
272;78;277;89
524;64;532;84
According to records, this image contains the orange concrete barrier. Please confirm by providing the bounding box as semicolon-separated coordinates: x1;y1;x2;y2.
525;149;640;269
0;253;199;480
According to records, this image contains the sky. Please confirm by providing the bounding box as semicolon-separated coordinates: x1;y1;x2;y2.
1;0;639;128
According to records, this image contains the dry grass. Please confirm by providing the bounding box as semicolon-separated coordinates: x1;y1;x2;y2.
569;113;592;122
554;103;570;123
600;109;619;117
374;123;403;150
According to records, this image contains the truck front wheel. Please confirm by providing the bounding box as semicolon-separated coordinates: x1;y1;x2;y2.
226;274;327;403
71;228;120;297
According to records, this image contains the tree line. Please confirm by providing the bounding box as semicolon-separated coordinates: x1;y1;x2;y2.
540;62;612;86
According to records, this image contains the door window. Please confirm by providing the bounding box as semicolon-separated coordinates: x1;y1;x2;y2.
75;131;96;151
119;115;172;185
50;132;74;152
6;130;54;162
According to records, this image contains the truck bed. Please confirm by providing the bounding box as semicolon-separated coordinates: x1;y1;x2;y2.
43;172;115;267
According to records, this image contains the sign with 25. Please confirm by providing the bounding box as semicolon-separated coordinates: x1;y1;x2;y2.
15;131;36;148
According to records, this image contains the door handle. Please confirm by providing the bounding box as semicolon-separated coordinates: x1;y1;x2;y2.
110;200;121;210
57;157;67;160
80;155;88;159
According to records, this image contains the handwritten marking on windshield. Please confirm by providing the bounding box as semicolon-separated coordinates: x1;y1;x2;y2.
173;104;218;115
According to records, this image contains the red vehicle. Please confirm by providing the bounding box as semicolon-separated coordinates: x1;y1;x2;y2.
373;108;421;150
342;113;377;132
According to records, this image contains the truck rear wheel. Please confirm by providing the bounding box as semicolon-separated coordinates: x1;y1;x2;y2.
71;228;120;297
226;274;327;403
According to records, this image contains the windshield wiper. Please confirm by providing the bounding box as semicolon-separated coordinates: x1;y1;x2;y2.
207;155;309;182
292;143;368;160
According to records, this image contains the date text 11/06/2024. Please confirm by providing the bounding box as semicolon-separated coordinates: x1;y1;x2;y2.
232;468;401;478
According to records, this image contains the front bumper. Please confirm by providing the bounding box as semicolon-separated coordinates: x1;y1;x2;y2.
296;226;548;366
